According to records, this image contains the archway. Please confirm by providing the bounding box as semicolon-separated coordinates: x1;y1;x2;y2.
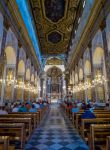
18;60;25;75
46;66;63;102
26;68;30;81
93;47;104;65
16;60;25;101
5;46;16;65
84;60;92;100
24;68;31;101
79;68;83;80
93;47;105;101
3;46;16;101
75;73;78;84
78;68;84;100
84;60;91;75
31;74;34;83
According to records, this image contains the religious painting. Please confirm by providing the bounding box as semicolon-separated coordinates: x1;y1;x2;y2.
48;31;62;44
44;0;65;22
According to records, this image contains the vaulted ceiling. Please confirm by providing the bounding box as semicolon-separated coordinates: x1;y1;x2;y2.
29;0;82;56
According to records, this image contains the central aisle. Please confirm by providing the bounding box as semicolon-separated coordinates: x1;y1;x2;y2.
24;103;89;150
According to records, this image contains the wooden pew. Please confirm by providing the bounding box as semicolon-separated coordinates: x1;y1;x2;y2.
0;118;32;138
75;113;110;130
80;118;110;139
7;113;36;129
0;136;15;150
106;136;110;150
89;124;110;150
0;123;26;149
72;110;109;125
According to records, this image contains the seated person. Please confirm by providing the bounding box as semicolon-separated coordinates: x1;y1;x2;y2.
104;103;110;110
0;106;8;114
81;100;87;110
12;104;19;112
81;104;96;119
18;103;27;112
72;103;79;113
29;104;37;112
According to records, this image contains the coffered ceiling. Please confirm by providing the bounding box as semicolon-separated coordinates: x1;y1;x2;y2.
29;0;80;55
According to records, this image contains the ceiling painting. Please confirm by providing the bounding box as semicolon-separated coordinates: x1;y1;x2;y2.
29;0;80;55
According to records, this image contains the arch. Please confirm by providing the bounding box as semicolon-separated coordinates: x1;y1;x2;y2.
79;68;83;80
5;46;16;65
6;28;18;52
93;47;104;65
46;57;64;65
26;68;30;81
31;74;34;82
44;65;65;72
72;71;75;85
84;60;91;75
18;60;25;75
35;78;37;86
75;73;78;84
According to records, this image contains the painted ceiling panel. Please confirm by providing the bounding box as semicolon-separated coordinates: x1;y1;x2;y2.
29;0;80;55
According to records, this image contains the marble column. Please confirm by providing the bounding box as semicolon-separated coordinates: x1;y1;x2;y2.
0;18;9;104
13;41;21;102
100;19;110;101
89;43;96;100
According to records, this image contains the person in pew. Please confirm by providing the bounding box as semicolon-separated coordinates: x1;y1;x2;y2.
104;103;110;110
81;104;96;119
33;102;40;109
29;104;37;112
0;105;8;114
72;103;80;113
81;100;87;110
18;103;28;112
92;99;98;108
4;102;10;112
12;104;19;112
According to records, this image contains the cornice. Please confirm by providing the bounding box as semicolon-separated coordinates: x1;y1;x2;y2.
66;0;106;72
2;0;42;73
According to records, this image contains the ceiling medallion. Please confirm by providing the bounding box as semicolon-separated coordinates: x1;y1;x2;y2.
44;0;65;23
47;31;62;44
30;0;80;55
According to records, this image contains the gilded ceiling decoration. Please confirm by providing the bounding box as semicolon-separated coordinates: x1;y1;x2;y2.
46;58;63;65
29;0;80;55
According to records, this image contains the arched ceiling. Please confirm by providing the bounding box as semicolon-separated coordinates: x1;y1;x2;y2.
29;0;82;55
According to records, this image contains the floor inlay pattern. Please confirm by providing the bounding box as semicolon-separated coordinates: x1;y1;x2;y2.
24;103;89;150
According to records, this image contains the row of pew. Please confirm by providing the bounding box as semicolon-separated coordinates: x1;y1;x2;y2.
61;104;110;150
0;105;49;150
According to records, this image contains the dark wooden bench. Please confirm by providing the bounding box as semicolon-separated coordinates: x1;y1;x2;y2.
80;118;110;139
106;136;110;150
89;124;110;150
0;136;15;150
0;123;26;149
7;113;36;129
75;113;110;130
0;118;32;138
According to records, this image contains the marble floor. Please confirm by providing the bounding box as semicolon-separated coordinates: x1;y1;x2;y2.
24;103;89;150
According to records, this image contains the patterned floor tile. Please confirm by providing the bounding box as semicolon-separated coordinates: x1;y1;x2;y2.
24;103;89;150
